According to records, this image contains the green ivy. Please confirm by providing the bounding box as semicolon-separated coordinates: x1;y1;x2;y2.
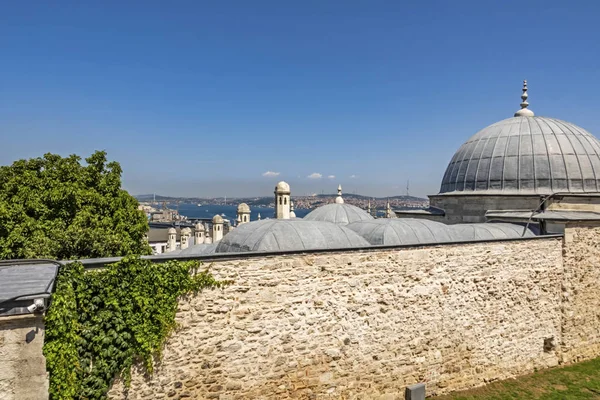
43;256;228;400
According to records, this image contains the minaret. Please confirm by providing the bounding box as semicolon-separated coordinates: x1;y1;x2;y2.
167;227;177;252
237;203;251;225
194;222;205;245
514;80;535;117
367;199;371;215
335;185;344;204
212;215;224;242
385;200;397;218
180;227;191;249
290;201;296;218
274;181;291;219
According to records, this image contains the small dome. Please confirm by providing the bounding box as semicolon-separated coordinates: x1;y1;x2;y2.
215;219;369;253
168;227;176;234
347;219;454;246
304;203;373;225
195;222;204;231
212;215;224;224
446;223;536;240
440;116;600;194
275;181;290;193
237;203;251;213
181;227;192;235
347;219;536;245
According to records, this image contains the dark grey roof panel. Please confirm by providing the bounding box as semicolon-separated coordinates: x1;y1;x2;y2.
440;116;600;195
0;262;58;302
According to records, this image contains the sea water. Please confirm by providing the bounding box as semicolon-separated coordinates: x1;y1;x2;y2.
175;203;310;224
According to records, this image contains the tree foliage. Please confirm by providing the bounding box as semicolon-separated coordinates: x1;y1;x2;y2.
0;151;150;259
43;257;228;399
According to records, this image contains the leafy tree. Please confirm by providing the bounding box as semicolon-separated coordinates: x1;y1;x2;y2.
0;151;151;259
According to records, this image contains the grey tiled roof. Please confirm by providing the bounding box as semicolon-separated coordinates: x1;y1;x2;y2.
303;203;373;225
0;261;59;316
440;116;600;195
215;219;370;253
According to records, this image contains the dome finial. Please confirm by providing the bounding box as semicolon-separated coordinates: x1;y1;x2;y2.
514;80;534;117
335;184;344;204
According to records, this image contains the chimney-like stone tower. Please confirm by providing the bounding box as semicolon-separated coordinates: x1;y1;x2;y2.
180;227;191;249
274;181;291;219
167;227;177;252
237;203;251;225
194;222;205;245
212;215;224;242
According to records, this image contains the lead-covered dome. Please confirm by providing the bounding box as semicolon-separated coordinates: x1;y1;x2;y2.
215;219;369;253
440;80;600;195
304;203;374;225
347;219;454;246
440;116;600;195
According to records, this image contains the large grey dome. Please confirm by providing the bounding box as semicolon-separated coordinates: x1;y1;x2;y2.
215;219;369;253
440;116;600;195
303;203;373;225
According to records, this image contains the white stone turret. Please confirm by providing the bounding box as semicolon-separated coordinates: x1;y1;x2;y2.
237;203;251;225
212;215;224;242
180;227;192;249
167;227;177;252
258;213;262;220
274;181;291;219
194;222;205;245
290;201;296;218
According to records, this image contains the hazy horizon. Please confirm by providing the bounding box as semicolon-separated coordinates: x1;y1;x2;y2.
125;177;437;199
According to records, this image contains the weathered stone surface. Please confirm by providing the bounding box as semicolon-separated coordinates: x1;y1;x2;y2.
109;237;570;399
4;226;599;400
560;223;600;363
0;314;48;400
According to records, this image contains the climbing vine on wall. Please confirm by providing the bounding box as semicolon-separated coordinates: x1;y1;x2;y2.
43;257;228;400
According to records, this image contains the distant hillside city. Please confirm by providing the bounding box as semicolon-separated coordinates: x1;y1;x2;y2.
135;193;429;210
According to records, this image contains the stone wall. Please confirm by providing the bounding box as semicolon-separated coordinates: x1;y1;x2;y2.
0;314;48;400
561;223;600;363
111;237;565;399
428;195;542;224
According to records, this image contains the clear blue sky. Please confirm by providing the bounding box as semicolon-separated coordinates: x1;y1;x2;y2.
2;1;599;198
